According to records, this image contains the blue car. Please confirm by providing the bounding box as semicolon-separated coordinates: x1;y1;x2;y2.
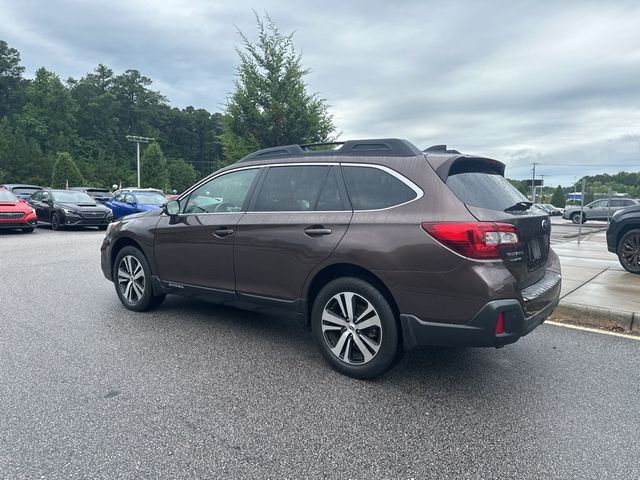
104;190;167;219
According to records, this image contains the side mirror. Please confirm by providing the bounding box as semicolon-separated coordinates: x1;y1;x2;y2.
164;200;180;216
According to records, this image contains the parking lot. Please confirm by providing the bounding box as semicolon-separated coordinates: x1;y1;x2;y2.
1;226;639;479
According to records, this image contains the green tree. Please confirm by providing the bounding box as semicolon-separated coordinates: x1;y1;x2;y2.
550;185;566;207
221;12;336;163
51;151;84;188
0;39;26;117
141;142;169;190
168;158;198;193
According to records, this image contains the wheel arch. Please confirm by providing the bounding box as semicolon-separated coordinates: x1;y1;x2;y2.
305;263;400;326
616;224;640;251
111;237;149;274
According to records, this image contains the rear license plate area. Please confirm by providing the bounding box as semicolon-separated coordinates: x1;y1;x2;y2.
527;238;544;266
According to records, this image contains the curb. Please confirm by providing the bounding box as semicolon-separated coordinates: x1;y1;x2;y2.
551;302;637;332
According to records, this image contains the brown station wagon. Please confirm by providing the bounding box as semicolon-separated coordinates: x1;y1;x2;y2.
100;139;561;379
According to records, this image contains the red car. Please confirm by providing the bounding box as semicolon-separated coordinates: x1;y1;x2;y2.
0;187;38;232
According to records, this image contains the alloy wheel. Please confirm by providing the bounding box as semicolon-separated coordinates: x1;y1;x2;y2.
321;292;382;365
620;233;640;271
117;255;146;304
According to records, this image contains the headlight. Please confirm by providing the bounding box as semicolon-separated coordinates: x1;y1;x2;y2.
30;208;35;214
106;210;114;217
62;208;78;215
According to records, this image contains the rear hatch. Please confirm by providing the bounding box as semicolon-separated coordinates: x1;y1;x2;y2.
429;155;550;289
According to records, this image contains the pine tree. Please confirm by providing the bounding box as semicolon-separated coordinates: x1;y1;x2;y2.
140;142;169;190
168;158;198;193
221;12;336;163
550;185;566;208
51;151;84;188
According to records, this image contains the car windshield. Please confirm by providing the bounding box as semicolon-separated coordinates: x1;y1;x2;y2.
52;191;95;204
135;192;166;205
0;190;19;202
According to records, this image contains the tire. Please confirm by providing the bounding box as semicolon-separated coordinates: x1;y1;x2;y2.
22;227;34;233
312;277;400;379
51;213;62;230
571;212;585;224
113;246;166;311
617;229;640;274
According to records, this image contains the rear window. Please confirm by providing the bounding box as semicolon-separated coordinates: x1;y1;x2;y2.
446;172;528;211
12;187;40;197
342;166;417;210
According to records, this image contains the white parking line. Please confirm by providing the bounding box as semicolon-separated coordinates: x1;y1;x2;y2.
546;320;640;340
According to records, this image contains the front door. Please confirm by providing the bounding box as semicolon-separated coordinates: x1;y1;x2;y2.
234;165;352;304
153;167;261;295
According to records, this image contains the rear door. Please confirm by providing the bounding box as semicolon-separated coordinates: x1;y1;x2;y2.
441;159;551;288
234;164;352;304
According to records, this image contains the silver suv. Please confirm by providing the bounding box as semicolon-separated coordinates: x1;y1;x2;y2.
563;198;640;223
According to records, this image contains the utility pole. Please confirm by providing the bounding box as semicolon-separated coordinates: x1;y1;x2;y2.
125;135;154;188
531;163;537;203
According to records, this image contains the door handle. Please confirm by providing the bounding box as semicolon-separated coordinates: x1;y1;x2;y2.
213;227;234;238
304;226;332;237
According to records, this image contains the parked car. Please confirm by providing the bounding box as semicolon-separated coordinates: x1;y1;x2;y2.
563;198;640;223
104;189;167;219
100;139;561;379
0;183;43;201
543;204;563;216
0;187;38;232
606;204;640;274
28;188;113;230
69;187;114;203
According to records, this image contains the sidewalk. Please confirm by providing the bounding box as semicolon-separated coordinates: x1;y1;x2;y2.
551;231;640;331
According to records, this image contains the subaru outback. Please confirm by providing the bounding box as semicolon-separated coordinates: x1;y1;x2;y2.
100;139;561;379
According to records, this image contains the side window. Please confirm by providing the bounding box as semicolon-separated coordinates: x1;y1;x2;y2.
125;194;135;205
41;192;50;202
590;200;607;208
316;167;347;211
183;168;258;214
253;166;329;212
31;191;42;201
114;193;126;202
342;166;417;210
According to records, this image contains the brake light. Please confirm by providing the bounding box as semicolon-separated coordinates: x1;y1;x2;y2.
421;222;520;259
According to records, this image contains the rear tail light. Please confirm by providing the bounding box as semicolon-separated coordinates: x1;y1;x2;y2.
495;312;505;334
421;222;520;259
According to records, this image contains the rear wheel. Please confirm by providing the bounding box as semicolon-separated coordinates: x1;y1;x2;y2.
113;246;165;311
571;212;585;224
617;229;640;274
312;277;400;379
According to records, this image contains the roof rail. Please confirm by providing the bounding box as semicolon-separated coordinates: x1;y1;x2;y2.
236;138;422;163
423;145;461;154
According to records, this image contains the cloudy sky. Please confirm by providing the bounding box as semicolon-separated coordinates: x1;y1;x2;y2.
2;0;639;185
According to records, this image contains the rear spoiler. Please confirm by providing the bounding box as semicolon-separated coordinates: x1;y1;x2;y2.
425;154;506;182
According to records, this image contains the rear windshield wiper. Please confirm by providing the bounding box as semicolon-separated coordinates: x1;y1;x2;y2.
504;201;533;212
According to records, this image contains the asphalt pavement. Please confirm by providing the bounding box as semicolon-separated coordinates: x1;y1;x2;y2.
1;227;639;479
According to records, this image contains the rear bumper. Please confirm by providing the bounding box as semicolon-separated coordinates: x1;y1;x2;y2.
400;270;561;350
401;298;558;350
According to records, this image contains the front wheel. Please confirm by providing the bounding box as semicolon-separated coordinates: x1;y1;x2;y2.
113;246;165;311
617;229;640;274
312;277;401;379
571;212;585;224
51;213;62;230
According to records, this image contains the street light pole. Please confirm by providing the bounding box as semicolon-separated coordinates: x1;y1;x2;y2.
125;135;154;188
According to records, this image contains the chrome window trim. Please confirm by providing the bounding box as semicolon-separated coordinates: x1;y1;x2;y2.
173;161;424;216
